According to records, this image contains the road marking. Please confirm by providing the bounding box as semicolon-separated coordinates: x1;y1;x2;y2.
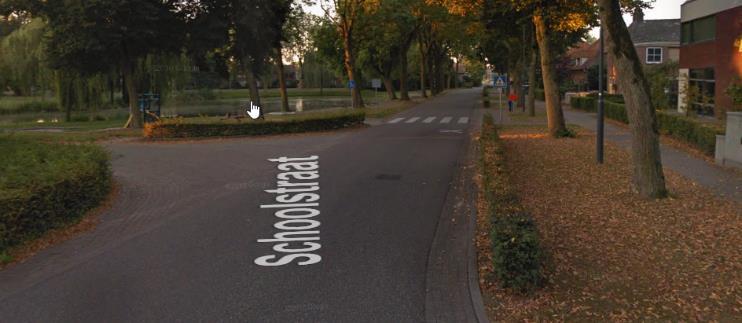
440;117;452;124
255;156;322;267
439;129;463;134
423;117;436;123
458;117;470;124
405;117;420;123
388;117;405;124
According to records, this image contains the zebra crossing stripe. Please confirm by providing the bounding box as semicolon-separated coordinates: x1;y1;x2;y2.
423;117;436;123
458;117;470;124
440;117;453;124
388;117;405;124
405;117;420;123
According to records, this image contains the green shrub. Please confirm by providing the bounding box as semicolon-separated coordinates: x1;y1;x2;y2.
0;137;111;253
145;110;366;139
656;112;723;155
570;96;721;155
570;96;597;112
533;88;545;101
480;114;545;293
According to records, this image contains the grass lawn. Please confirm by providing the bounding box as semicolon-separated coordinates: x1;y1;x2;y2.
477;125;741;321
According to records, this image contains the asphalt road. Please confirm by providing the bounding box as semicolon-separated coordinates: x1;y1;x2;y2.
0;88;481;322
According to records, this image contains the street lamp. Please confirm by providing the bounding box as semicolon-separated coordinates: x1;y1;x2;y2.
597;25;605;164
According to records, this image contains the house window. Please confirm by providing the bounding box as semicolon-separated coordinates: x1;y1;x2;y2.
688;67;715;116
646;47;663;64
681;15;716;45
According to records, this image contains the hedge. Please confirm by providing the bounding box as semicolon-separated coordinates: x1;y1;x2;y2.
533;88;545;101
0;138;111;253
144;110;366;139
480;114;544;293
570;96;722;155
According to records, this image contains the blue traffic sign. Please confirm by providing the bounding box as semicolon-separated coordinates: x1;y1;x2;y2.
348;80;356;89
494;75;508;88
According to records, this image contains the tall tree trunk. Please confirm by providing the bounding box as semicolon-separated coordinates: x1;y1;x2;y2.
342;30;364;108
598;0;667;198
121;56;142;129
399;49;410;100
527;32;538;116
298;58;305;89
419;44;428;98
533;13;567;137
383;74;396;100
276;48;289;113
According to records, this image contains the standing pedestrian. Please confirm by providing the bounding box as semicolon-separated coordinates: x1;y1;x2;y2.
508;91;517;112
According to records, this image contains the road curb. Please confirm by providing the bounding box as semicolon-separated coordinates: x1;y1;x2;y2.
424;91;490;323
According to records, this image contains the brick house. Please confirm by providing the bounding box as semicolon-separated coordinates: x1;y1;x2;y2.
677;0;742;118
564;41;600;91
607;11;681;94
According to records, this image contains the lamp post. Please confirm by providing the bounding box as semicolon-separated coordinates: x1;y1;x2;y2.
597;25;605;164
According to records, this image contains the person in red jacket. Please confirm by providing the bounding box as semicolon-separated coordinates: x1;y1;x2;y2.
508;91;518;112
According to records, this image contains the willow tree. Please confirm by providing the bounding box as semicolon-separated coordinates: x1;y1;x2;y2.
0;18;51;96
2;0;185;128
598;0;667;198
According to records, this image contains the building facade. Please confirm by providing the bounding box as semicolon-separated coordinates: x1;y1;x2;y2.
607;13;681;94
678;0;742;117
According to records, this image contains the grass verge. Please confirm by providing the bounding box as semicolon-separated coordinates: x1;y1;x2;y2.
478;125;741;321
0;137;112;256
478;114;545;294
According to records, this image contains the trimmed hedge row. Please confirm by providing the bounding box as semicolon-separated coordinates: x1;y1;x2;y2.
480;114;544;293
144;111;366;139
0;138;111;253
569;96;722;155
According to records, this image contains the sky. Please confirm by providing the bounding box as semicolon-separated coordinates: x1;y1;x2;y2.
589;0;685;38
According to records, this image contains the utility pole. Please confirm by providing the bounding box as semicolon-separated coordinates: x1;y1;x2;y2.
597;26;605;164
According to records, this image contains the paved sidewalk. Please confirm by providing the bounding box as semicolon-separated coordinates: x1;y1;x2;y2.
499;101;741;203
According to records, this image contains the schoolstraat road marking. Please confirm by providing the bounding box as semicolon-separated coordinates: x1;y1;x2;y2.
254;156;322;267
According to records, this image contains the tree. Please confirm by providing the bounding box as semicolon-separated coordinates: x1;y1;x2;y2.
598;0;667;198
2;0;185;128
283;5;318;89
324;0;366;108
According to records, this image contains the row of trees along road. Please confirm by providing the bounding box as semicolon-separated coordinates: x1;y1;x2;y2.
432;0;668;199
2;0;667;198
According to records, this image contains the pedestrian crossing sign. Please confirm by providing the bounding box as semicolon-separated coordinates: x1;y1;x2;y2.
494;76;507;88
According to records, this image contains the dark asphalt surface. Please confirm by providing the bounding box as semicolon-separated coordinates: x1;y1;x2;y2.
0;88;481;322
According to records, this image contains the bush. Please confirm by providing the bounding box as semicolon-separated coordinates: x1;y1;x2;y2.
570;96;721;155
656;113;723;156
0;137;111;253
480;114;545;293
145;110;366;139
533;88;545;101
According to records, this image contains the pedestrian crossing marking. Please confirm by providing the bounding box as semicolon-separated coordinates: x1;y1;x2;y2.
405;117;420;123
458;117;469;124
388;117;405;124
440;117;452;124
423;117;436;123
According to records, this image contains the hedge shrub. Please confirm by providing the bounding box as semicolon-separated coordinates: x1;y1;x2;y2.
0;137;111;253
480;114;544;293
533;88;545;101
144;110;366;139
569;96;722;155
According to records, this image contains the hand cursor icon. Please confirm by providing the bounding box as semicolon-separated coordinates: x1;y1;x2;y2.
247;102;261;119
